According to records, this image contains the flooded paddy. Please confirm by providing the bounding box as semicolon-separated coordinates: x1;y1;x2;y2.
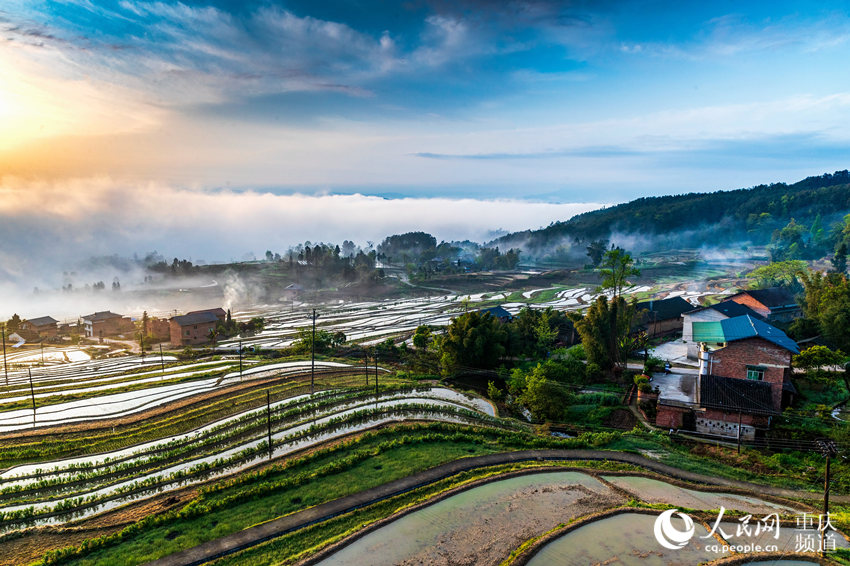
316;472;816;566
315;472;624;566
602;475;800;515
526;512;720;566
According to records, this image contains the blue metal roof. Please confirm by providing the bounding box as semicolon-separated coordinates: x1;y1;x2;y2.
694;314;799;354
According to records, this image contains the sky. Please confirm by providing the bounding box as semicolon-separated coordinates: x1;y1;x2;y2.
1;0;850;292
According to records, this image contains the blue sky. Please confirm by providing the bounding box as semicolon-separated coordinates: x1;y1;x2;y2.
0;0;850;290
2;0;849;197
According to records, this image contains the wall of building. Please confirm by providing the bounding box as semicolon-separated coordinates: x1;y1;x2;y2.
145;318;171;341
656;405;688;429
170;321;216;346
682;309;727;359
696;409;770;440
646;317;683;338
708;338;792;411
86;317;134;338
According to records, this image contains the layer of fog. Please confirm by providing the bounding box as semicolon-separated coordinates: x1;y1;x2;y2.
0;176;605;319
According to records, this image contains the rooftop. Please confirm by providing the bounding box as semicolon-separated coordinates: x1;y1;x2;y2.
479;305;512;320
700;374;777;415
692;314;799;354
26;316;58;327
733;287;798;309
81;311;124;322
171;311;220;326
636;296;693;321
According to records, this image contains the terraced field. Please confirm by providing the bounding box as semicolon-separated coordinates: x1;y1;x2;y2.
0;344;510;565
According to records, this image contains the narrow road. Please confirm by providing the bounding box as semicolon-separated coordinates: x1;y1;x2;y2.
144;448;835;566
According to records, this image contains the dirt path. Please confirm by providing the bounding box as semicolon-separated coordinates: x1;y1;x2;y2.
144;448;837;566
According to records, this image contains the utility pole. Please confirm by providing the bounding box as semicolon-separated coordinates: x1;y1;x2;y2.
28;368;36;425
311;309;317;395
364;349;369;387
1;325;7;385
817;438;838;557
40;341;45;367
737;410;743;455
375;351;379;399
159;343;165;373
266;390;273;460
239;340;243;381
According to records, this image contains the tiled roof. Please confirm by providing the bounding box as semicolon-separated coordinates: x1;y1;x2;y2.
635;296;693;321
171;312;220;326
479;306;512;320
81;311;124;322
700;374;777;415
742;287;798;309
26;316;58;327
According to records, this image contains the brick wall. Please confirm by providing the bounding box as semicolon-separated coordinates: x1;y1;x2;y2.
709;337;792;411
145;318;171;341
656;405;687;429
169;320;216;346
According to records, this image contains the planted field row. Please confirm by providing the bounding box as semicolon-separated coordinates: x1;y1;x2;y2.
0;386;467;498
0;369;393;466
0;361;356;432
0;393;503;533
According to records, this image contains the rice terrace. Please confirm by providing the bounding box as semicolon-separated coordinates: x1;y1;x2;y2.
4;1;850;565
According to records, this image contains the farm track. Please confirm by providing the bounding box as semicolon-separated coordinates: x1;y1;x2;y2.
147;448;840;566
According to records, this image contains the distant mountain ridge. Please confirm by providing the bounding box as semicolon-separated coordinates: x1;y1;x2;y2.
490;170;850;261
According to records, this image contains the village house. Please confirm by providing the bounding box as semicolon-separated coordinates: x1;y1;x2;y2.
144;317;172;342
169;308;226;346
655;314;798;440
19;316;59;339
725;287;801;323
478;305;513;322
81;311;135;340
634;296;693;338
681;301;764;359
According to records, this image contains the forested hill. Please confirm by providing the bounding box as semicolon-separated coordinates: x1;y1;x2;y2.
491;170;850;262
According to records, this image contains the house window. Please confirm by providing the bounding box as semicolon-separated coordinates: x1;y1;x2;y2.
185;330;190;336
746;366;765;381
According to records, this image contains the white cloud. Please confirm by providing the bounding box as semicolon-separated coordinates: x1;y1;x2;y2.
0;176;605;293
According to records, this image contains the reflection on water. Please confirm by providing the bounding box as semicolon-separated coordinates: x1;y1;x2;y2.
316;472;622;566
527;513;721;566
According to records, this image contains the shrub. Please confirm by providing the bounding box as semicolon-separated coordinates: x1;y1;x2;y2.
487;380;504;401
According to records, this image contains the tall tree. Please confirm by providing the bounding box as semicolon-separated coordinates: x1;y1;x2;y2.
569;296;636;374
585;239;609;267
599;248;640;298
833;243;848;274
438;311;508;374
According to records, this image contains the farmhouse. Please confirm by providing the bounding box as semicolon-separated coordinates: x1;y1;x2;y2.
81;311;134;339
681;301;764;359
19;316;59;338
169;308;226;346
725;287;801;323
478;305;513;322
634;296;693;338
655;314;798;440
144;317;171;342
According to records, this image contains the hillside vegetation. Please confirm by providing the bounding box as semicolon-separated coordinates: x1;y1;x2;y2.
493;170;850;263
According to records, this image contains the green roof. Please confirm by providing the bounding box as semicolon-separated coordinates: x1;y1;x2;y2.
692;321;726;343
692;315;799;354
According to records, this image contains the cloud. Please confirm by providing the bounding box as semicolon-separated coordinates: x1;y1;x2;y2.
620;12;850;59
0;176;606;291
